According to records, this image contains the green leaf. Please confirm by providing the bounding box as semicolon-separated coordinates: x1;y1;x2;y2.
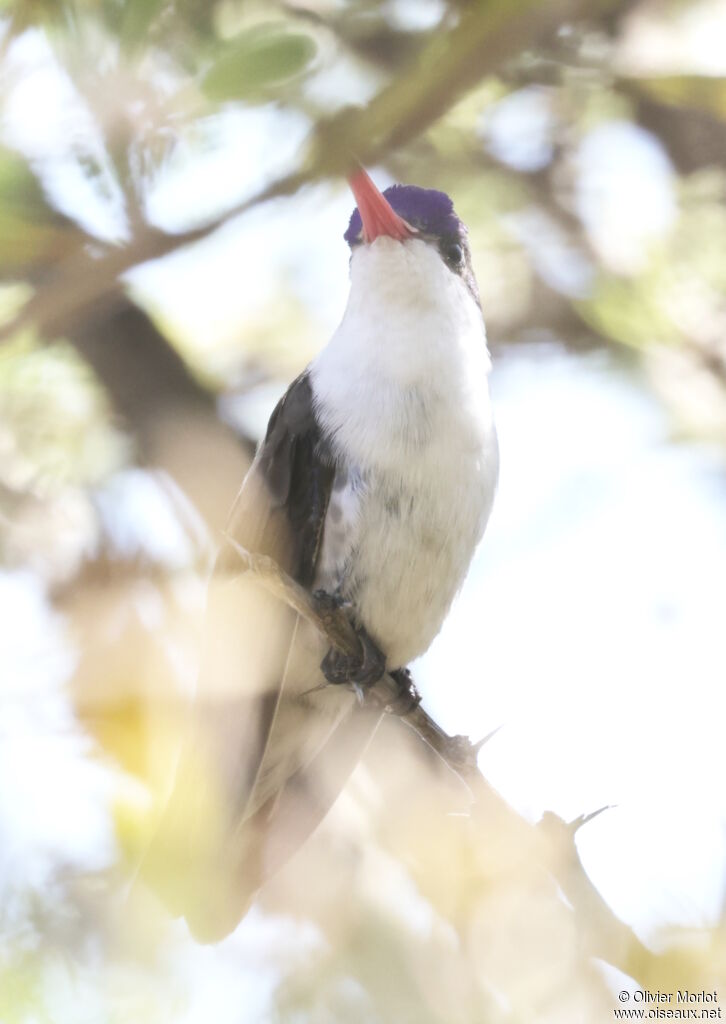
118;0;166;53
203;23;317;102
0;151;68;271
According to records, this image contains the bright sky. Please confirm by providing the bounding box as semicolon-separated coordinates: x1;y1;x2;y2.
417;345;726;944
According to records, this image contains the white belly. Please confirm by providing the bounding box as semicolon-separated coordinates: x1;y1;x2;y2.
315;425;498;669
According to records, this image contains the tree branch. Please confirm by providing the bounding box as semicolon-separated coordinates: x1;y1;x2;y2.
222;534;668;984
224;533;481;768
0;0;616;347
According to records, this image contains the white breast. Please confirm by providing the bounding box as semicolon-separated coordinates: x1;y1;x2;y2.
312;236;498;669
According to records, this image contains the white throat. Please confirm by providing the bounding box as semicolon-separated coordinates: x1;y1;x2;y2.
311;237;492;473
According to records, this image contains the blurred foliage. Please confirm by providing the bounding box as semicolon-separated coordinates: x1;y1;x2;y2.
0;332;127;491
633;73;726;118
0;149;71;271
2;0;726;1021
202;22;318;101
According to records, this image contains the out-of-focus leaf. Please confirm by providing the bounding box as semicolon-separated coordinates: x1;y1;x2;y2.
576;271;681;350
202;22;317;101
0;958;43;1024
0;214;60;271
0;284;32;326
117;0;166;52
0;335;128;491
0;151;54;224
0;151;70;271
1;0;70;30
630;75;726;121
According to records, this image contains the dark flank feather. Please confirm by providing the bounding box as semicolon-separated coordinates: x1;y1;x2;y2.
143;373;382;942
225;372;335;586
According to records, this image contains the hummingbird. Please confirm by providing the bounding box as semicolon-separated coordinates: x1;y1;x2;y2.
144;169;499;941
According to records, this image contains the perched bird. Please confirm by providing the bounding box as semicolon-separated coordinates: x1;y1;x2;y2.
144;169;499;941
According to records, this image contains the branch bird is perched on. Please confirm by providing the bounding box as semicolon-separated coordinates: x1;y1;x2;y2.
145;170;499;941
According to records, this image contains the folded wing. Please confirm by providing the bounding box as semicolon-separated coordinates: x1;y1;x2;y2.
143;374;382;941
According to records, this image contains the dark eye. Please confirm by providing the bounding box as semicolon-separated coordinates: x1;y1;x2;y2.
443;241;464;268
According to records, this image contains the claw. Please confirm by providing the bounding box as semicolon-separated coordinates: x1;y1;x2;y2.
320;619;386;690
386;667;422;716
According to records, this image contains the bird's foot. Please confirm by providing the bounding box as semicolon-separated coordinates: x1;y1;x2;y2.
314;591;419;713
386;667;422;716
318;598;386;695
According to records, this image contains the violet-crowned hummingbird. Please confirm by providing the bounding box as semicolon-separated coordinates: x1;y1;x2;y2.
145;169;499;941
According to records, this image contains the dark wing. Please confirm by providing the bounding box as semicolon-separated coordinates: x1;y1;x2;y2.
219;371;334;586
144;372;381;941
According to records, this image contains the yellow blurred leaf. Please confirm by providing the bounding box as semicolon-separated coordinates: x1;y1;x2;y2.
631;75;726;120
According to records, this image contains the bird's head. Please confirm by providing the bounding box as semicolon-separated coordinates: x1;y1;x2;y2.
344;168;480;310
